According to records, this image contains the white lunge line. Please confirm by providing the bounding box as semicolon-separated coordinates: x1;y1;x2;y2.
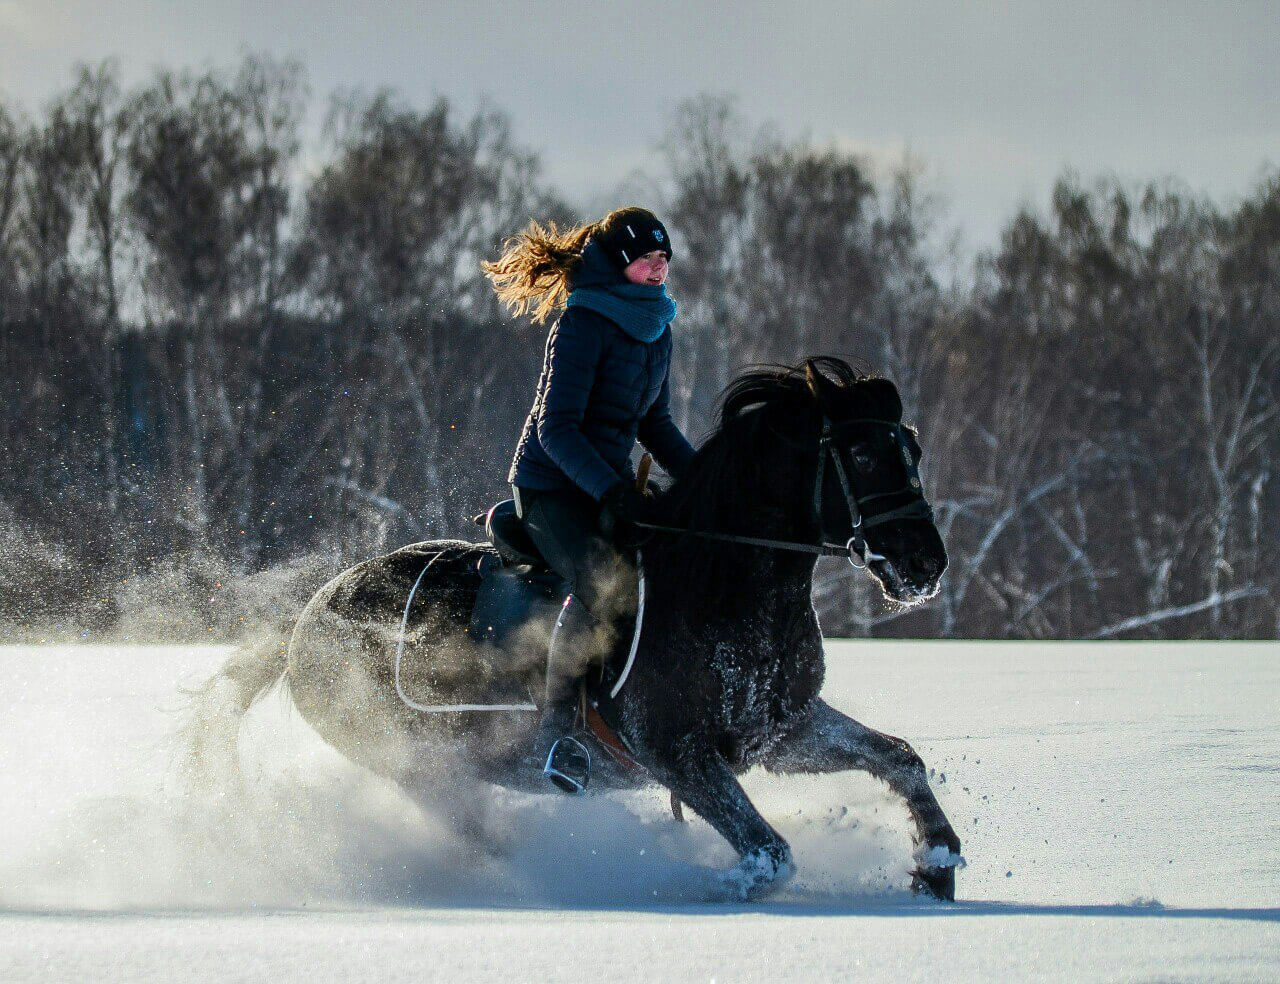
395;552;537;713
610;559;645;699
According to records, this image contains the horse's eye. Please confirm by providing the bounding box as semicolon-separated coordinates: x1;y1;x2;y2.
851;450;876;474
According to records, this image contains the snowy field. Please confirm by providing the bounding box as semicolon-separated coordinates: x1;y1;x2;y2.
1;639;1277;982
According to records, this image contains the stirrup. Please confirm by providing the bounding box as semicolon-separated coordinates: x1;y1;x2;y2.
543;735;591;795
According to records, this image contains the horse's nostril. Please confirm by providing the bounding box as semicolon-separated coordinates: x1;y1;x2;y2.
911;554;940;579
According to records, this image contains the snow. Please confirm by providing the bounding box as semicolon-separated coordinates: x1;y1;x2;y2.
1;640;1277;982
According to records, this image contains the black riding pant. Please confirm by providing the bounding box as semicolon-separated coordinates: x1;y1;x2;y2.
512;485;625;617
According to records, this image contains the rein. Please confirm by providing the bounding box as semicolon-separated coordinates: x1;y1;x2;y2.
632;521;854;558
636;416;933;568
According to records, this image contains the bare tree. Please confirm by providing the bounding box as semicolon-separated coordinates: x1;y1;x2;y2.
660;94;752;433
16;103;83;319
50;62;134;516
295;91;546;540
126;65;264;539
0;103;24;323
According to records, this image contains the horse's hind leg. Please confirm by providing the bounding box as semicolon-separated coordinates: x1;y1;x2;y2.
763;699;962;900
398;765;508;859
656;751;794;900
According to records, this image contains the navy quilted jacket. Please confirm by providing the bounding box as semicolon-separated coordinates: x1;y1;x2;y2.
508;306;696;500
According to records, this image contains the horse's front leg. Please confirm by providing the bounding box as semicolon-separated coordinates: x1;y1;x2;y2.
654;748;795;900
763;699;963;900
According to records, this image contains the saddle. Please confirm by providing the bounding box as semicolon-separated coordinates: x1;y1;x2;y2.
467;499;568;647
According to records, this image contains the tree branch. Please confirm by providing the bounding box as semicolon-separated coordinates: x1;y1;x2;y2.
1089;586;1268;639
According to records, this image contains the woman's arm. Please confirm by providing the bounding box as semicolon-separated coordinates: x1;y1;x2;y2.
536;310;625;500
638;375;696;479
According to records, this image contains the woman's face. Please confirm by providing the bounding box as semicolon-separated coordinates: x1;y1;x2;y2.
623;250;670;286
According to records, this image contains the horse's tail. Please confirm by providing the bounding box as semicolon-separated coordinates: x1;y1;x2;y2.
177;628;291;795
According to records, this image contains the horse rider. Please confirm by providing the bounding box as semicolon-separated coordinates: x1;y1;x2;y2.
482;207;696;793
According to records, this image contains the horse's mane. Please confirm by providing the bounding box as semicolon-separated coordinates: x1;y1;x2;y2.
659;356;870;544
718;356;866;424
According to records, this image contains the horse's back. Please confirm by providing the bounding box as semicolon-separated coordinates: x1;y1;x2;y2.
291;536;490;667
314;538;487;631
286;538;534;775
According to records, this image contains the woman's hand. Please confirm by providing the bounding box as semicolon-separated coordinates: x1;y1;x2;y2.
599;482;655;544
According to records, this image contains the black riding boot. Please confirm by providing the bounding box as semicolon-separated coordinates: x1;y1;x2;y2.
532;594;596;794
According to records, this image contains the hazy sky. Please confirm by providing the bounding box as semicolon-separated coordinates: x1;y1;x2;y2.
2;1;1276;252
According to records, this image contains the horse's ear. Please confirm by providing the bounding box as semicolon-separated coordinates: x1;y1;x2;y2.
863;377;904;419
805;360;836;404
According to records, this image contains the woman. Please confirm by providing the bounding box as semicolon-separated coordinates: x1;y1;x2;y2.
483;206;696;793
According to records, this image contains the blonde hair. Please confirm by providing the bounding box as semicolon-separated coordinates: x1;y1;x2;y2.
482;207;661;324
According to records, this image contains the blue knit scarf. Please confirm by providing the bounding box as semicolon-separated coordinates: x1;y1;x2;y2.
565;240;677;343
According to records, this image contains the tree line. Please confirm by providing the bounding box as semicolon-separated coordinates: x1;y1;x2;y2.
1;57;1275;640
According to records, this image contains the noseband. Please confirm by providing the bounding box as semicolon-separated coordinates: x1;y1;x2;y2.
636;413;935;567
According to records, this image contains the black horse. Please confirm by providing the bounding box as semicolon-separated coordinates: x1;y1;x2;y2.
198;357;962;901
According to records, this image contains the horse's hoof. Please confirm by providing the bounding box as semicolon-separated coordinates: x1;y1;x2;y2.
911;842;963;901
715;845;795;901
911;865;955;901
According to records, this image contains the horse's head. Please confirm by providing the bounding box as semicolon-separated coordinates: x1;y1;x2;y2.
804;359;947;604
665;356;946;607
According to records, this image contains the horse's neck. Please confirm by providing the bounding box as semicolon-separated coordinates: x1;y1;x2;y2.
644;537;815;613
648;427;820;611
675;415;820;542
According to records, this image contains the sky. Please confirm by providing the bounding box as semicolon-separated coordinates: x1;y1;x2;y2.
1;0;1276;254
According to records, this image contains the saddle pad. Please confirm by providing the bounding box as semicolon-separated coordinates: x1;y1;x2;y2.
468;563;567;648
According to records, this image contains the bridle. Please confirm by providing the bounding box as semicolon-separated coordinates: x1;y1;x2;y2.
635;413;935;568
816;416;934;567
